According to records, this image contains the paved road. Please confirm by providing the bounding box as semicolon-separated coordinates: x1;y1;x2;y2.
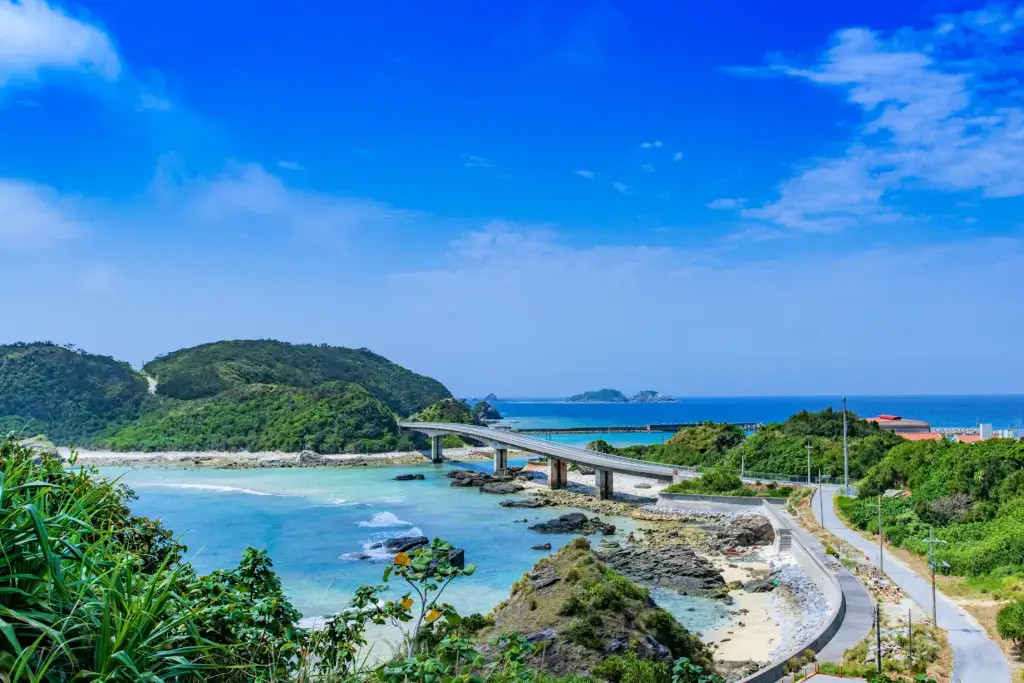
812;487;1010;683
399;421;680;480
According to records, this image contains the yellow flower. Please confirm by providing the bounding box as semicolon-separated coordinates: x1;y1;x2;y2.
400;597;414;610
424;609;442;623
394;552;411;566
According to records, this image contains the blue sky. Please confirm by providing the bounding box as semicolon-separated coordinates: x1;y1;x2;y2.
2;0;1023;396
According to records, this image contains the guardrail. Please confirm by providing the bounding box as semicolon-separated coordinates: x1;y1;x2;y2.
736;503;847;683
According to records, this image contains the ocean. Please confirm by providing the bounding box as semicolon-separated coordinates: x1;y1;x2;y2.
487;395;1024;447
109;460;730;631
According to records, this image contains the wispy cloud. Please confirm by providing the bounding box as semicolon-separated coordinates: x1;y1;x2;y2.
462;154;495;169
0;0;121;87
612;182;629;194
575;169;596;180
708;198;746;210
0;178;81;250
136;92;171;111
277;160;305;171
640;140;663;149
641;164;655;173
732;3;1024;234
673;152;683;162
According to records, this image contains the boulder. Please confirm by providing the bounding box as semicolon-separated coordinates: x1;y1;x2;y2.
367;535;429;554
635;482;652;489
531;543;552;551
528;512;616;536
500;497;548;509
395;473;425;481
743;579;776;593
524;628;558;645
447;470;494;487
712;516;775;549
298;450;326;465
480;482;525;494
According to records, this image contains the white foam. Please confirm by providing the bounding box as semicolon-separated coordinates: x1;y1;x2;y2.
358;512;412;528
134;482;277;496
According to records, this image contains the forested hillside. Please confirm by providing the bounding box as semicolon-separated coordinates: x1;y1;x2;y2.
840;438;1024;579
0;342;148;443
144;340;451;416
590;410;902;480
94;382;408;453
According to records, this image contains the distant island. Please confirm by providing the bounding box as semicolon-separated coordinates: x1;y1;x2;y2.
565;389;677;403
483;392;499;401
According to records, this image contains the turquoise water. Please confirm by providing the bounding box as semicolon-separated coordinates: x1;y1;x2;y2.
108;461;729;632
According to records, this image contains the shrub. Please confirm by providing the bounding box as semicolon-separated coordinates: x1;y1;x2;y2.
997;598;1024;649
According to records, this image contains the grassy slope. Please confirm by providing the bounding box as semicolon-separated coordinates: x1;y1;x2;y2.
478;538;716;677
143;339;452;416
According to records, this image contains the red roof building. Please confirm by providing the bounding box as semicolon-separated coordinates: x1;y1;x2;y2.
867;415;932;433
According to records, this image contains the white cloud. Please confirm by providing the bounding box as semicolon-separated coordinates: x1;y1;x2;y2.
0;178;80;250
575;169;596;180
136;92;171;111
639;140;664;149
653;140;663;148
391;224;1024;394
183;163;405;242
0;0;121;86
707;198;746;210
734;3;1024;233
641;164;655;172
612;181;629;194
462;154;495;169
673;152;683;162
277;160;305;171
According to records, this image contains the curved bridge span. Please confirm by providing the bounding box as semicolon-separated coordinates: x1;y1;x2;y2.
398;421;683;500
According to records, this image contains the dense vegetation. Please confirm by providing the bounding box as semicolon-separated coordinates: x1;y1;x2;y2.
471;400;502;422
839;438;1024;579
94;382;411;453
662;471;794;499
589;411;901;481
0;342;150;444
1;437;722;682
144;340;451;416
566;389;629;403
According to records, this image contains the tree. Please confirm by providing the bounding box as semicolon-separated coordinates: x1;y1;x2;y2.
996;598;1024;651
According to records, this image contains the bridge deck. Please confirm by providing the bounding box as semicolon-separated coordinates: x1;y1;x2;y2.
398;421;678;480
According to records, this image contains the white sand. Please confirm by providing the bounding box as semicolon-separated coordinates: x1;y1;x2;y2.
707;558;777;664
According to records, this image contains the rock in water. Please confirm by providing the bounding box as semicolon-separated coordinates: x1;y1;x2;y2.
447;470;494;487
528;512;616;535
480;482;525;494
500;497;548;509
367;536;428;553
531;543;552;550
395;473;425;481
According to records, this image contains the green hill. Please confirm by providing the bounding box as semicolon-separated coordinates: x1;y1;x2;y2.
144;340;451;416
94;382;406;453
0;342;148;444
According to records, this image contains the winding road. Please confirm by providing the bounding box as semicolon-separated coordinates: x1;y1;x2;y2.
812;487;1010;683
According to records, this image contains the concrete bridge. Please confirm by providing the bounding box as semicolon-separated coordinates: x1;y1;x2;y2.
398;421;682;500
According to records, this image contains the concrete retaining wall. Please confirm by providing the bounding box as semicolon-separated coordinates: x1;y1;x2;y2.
736;503;847;683
656;492;788;508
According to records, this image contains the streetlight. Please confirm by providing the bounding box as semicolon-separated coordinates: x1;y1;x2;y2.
805;441;812;486
842;396;849;496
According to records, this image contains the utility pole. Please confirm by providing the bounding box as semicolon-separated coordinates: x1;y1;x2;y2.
875;603;883;676
818;468;824;528
806;441;812;486
842;396;849;496
878;495;884;572
922;526;949;625
908;609;913;667
740;442;745;479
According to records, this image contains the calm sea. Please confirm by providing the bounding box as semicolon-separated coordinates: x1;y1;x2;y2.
483;395;1024;447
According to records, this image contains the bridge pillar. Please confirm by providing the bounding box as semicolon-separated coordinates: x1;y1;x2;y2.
595;469;614;500
430;435;443;463
493;447;508;473
548;458;568;489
